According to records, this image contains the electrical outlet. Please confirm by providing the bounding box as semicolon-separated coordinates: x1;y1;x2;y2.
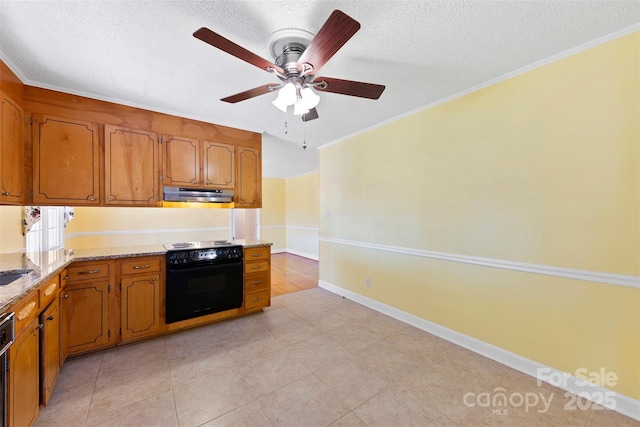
365;277;371;287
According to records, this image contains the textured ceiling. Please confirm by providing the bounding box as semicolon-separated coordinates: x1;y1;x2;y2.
1;1;639;178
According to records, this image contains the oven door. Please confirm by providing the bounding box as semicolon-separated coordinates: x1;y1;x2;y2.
166;260;243;323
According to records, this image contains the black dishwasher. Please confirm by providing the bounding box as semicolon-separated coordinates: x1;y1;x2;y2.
0;312;15;427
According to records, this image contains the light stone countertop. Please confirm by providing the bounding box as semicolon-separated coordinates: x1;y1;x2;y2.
0;239;272;313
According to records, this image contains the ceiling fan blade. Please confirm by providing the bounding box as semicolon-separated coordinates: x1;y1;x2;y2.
221;84;278;103
194;27;284;74
302;108;319;122
314;77;385;99
297;10;360;75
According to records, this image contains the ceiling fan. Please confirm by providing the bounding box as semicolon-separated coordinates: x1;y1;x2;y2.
193;10;385;122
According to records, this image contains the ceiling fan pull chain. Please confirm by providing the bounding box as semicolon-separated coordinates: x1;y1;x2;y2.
302;118;307;150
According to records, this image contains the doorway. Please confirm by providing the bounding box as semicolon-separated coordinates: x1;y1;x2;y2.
231;209;260;240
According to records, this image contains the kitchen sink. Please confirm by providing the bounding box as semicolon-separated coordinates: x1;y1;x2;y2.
0;271;29;286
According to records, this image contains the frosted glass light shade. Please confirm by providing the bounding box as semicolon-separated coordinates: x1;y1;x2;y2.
300;87;320;110
272;96;289;112
293;99;309;116
279;82;297;104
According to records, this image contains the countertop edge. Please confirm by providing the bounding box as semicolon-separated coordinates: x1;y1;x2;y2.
0;240;272;312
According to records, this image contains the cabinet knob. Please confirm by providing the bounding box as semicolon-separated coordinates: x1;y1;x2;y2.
89;196;96;201
2;192;9;196
62;294;69;299
192;180;198;184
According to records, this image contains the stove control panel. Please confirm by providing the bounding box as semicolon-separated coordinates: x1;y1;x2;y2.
167;246;243;266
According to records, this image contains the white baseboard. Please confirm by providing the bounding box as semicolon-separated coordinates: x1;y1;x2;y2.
273;248;318;261
318;280;640;421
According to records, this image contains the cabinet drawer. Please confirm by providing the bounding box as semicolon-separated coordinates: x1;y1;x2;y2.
39;276;59;309
245;290;270;311
121;258;160;275
66;263;109;281
10;291;39;337
244;272;269;292
244;261;269;274
244;246;269;261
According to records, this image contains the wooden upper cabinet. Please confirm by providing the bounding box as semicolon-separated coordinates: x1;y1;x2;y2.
32;115;100;205
0;91;25;204
105;124;160;206
235;146;261;208
163;135;200;186
203;141;235;189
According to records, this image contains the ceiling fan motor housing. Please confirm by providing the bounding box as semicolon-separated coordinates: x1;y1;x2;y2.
275;43;307;77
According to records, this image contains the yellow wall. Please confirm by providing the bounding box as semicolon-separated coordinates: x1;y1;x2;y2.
65;207;231;248
319;32;639;399
0;206;24;252
261;177;286;251
286;171;319;259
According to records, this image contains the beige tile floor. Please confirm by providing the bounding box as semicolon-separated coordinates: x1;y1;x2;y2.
36;287;638;427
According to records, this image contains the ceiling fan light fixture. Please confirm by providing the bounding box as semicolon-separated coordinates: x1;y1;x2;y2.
293;98;309;116
278;82;297;104
300;87;320;110
272;96;289;113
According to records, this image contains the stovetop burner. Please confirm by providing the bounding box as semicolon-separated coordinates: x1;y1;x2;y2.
163;240;237;251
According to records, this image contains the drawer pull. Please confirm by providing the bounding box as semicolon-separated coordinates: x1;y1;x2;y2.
132;265;151;269
78;269;100;275
17;301;36;321
251;297;264;303
251;280;263;285
251;253;261;257
43;282;57;297
250;266;262;270
46;315;54;321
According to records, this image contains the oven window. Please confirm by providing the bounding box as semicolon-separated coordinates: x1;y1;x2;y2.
166;261;243;323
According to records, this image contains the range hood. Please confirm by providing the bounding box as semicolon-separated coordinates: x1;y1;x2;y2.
163;186;234;203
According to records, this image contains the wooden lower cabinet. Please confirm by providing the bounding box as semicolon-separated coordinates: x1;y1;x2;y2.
119;257;162;342
40;298;60;407
243;246;271;312
9;318;40;427
60;262;116;359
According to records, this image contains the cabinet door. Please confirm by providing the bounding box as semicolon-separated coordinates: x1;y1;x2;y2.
40;299;60;407
120;274;160;341
0;91;25;204
32;115;100;205
9;319;40;427
60;280;111;357
164;135;200;186
203;141;235;189
104;124;160;206
235;146;261;208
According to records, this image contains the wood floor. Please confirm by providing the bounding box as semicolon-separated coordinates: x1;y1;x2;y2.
270;252;318;297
